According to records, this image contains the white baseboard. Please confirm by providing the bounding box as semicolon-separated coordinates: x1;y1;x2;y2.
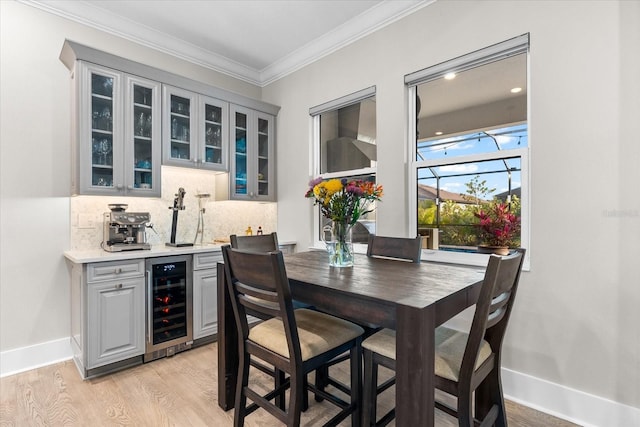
0;337;73;378
2;337;638;427
502;367;640;427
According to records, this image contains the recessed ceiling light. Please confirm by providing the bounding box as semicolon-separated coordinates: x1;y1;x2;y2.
444;72;456;80
435;131;443;135
510;87;522;93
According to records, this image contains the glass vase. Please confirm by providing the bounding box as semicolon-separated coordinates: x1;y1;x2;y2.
323;221;354;267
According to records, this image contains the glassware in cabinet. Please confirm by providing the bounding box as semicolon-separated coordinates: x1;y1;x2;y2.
229;104;274;201
86;66;120;192
127;77;161;195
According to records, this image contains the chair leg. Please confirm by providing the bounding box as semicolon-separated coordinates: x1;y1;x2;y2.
476;366;507;427
362;348;378;427
350;342;363;427
288;369;303;427
234;353;250;427
457;389;474;427
275;368;286;410
314;365;328;402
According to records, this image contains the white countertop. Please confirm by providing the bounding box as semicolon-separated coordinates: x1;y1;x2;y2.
64;243;226;264
64;240;297;264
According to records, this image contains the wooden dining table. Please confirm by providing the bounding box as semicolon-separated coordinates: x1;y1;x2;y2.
216;250;486;426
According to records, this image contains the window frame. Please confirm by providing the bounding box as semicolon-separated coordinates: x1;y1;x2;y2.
406;35;531;269
309;87;377;249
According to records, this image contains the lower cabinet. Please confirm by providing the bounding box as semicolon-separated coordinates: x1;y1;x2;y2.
192;252;222;340
87;277;145;368
69;258;145;378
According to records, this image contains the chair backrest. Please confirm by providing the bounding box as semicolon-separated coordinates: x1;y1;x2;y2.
221;245;302;362
460;248;526;381
366;234;422;263
230;232;279;252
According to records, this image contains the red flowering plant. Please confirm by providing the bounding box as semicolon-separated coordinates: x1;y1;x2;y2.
474;200;521;247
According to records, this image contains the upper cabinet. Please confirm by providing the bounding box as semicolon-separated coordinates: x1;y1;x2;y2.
60;40;279;199
230;105;275;201
162;86;228;171
74;63;161;197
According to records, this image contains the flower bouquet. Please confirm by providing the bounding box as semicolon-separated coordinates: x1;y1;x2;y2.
306;177;383;266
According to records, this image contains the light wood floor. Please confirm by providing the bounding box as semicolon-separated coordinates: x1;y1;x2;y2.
0;342;580;426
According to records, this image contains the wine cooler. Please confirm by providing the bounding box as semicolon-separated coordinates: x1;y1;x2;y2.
144;255;193;362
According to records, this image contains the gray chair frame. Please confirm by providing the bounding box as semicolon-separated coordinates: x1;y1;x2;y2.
222;246;362;427
362;248;526;427
366;234;422;263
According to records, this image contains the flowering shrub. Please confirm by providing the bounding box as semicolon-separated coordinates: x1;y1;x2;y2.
305;177;383;225
474;201;521;247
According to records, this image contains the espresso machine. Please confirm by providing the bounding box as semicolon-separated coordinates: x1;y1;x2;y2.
102;204;151;252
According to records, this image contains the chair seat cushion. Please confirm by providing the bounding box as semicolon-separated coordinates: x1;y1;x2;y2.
362;326;493;381
249;308;364;361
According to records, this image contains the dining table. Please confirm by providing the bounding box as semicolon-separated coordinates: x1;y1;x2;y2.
216;250;486;426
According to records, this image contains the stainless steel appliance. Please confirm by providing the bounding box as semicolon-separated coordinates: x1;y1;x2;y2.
144;255;193;362
102;204;151;252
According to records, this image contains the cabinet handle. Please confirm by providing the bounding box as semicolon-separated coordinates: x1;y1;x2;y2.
115;283;123;289
115;268;122;274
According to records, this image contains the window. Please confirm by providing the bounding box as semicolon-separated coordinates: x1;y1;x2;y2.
310;87;377;244
407;35;530;266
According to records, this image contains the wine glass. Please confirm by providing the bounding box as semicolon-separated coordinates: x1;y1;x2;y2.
98;139;111;165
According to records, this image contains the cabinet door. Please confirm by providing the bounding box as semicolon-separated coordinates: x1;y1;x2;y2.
254;112;275;201
79;63;123;195
163;85;198;167
229;105;275;201
87;277;145;368
124;76;161;197
199;96;228;171
193;268;218;339
230;105;250;199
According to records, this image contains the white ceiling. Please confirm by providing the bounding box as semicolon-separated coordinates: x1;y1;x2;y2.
24;0;433;86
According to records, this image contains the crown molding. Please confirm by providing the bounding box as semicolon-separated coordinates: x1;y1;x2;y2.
260;0;435;85
19;0;434;87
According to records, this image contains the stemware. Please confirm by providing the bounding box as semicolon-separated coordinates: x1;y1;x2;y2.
98;139;111;165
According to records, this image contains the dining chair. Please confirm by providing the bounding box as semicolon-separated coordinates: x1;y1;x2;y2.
366;234;422;263
361;248;526;427
222;245;364;427
230;232;312;410
230;232;280;253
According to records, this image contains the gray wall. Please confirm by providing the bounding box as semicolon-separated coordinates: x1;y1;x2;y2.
264;0;640;409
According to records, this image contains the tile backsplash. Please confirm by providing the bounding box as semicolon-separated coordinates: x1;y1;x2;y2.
70;166;277;250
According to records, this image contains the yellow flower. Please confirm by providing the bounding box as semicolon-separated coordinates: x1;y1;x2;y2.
323;179;343;196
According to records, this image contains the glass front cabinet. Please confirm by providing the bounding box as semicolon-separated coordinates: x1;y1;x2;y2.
75;62;161;196
162;85;228;171
229;105;275;201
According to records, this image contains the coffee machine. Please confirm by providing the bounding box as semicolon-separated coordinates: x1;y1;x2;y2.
102;204;151;252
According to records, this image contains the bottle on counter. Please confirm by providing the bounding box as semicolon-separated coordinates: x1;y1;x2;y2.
257;226;263;235
245;226;253;236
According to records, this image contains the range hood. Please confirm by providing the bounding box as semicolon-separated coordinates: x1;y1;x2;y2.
322;100;376;173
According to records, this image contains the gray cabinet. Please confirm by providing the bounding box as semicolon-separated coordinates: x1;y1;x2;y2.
229;105;275;201
70;259;145;378
192;252;222;339
72;62;161;197
162;85;229;171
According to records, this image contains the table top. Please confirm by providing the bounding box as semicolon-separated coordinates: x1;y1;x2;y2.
284;251;486;310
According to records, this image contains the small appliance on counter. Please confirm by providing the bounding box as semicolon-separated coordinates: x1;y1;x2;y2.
102;204;151;252
166;187;193;247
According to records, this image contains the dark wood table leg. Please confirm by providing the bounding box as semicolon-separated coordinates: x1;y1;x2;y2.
217;262;238;410
396;303;435;426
